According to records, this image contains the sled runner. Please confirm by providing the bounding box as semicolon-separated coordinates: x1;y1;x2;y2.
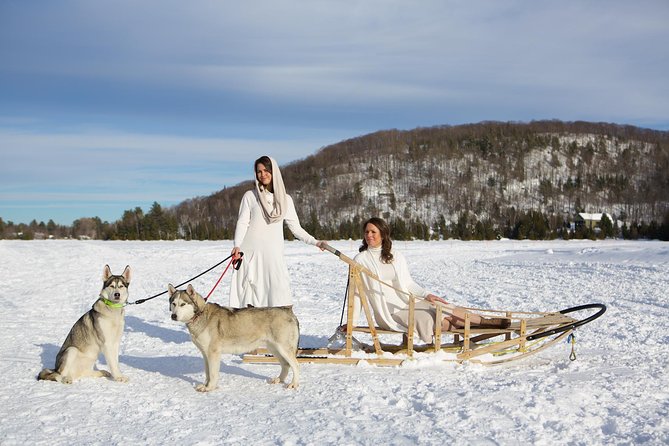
243;244;606;367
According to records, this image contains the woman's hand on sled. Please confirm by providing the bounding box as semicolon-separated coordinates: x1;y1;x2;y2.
426;294;449;305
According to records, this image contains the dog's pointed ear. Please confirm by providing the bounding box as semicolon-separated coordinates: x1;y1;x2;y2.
186;284;195;297
168;283;176;296
103;264;112;281
185;284;206;312
194;292;207;313
122;265;131;283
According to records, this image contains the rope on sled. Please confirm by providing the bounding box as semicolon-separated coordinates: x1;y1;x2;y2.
568;333;577;361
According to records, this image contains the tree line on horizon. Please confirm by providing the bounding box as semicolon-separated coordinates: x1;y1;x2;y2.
3;204;668;241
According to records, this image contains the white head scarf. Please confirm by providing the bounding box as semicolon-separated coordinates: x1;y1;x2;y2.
254;156;288;224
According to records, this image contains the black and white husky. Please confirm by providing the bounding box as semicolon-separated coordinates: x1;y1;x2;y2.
38;265;131;384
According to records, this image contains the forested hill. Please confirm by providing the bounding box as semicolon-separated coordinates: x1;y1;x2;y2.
172;120;669;241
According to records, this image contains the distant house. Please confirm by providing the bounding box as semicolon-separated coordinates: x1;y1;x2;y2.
574;213;613;230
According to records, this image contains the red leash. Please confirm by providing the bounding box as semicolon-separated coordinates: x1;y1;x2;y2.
205;255;242;301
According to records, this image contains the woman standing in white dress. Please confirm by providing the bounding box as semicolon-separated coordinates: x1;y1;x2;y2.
229;156;324;308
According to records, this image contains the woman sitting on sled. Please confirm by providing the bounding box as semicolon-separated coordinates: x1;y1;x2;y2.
348;217;509;344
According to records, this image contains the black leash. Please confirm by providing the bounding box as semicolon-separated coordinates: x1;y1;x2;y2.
338;271;351;326
130;253;243;305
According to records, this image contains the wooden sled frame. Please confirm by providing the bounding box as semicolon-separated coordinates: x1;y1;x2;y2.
244;245;606;367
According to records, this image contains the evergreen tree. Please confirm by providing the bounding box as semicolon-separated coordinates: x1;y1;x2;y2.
599;214;614;239
390;218;409;240
454;212;472;240
46;219;56;235
659;211;669;241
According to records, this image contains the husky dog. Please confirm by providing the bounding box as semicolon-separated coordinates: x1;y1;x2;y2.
169;284;300;391
38;265;131;384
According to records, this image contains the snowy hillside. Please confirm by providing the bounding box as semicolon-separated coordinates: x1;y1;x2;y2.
165;122;669;243
1;239;667;445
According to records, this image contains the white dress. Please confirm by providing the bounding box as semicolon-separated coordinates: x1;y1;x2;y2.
229;190;317;308
352;247;453;343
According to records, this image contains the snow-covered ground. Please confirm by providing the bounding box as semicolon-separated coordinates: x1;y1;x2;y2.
1;239;667;445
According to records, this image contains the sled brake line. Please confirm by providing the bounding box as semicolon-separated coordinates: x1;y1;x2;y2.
129;252;243;305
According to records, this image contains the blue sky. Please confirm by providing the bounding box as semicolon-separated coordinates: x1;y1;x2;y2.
1;1;668;226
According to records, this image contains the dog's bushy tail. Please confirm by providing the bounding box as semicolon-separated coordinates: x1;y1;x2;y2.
37;368;59;381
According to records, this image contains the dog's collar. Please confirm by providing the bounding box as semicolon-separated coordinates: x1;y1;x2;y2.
101;297;126;308
187;311;203;325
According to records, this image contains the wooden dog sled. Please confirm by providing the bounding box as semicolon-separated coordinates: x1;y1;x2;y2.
243;244;606;367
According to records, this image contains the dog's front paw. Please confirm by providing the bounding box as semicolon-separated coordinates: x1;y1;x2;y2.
114;375;129;383
267;377;282;385
286;381;299;390
61;376;73;384
195;384;216;392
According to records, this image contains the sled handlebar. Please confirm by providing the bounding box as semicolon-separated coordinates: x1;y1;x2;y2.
321;243;379;279
322;243;357;265
321;243;342;257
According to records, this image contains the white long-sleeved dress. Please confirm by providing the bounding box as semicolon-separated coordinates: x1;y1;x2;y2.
352;247;453;343
229;190;317;308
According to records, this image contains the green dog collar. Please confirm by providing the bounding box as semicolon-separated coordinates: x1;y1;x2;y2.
102;298;126;308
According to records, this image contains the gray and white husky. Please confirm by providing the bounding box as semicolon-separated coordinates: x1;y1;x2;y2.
169;283;300;391
38;265;131;384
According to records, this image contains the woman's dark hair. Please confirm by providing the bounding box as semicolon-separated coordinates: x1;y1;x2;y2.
254;155;273;192
359;217;393;263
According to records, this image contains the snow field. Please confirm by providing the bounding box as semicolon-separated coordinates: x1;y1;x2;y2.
0;239;667;445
